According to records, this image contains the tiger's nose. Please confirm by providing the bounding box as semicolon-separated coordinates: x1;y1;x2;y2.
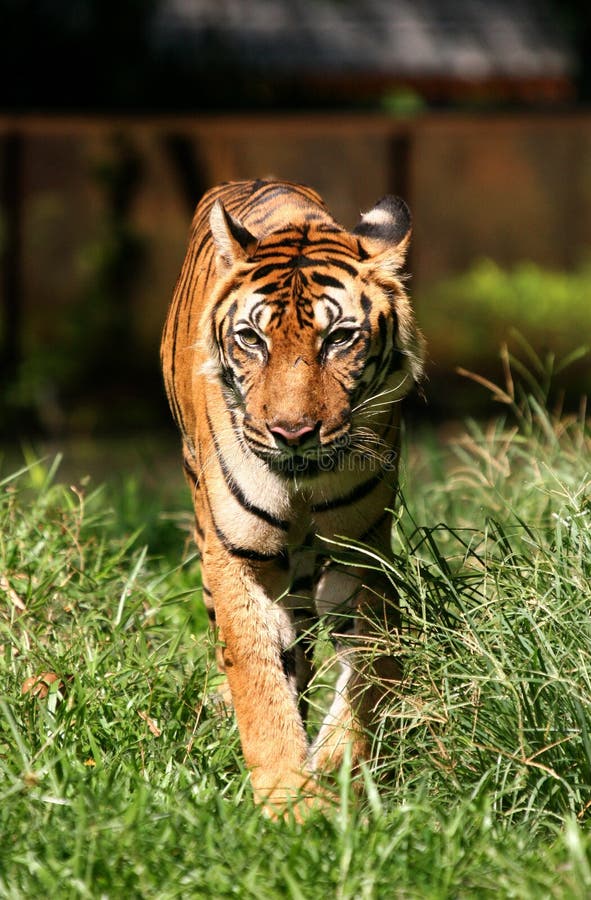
267;421;320;449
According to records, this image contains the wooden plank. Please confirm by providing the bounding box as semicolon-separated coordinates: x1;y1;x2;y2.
0;110;589;139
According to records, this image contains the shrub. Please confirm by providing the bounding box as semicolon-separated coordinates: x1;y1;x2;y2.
419;260;591;415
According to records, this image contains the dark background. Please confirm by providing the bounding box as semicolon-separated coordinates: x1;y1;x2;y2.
1;1;589;112
1;0;590;443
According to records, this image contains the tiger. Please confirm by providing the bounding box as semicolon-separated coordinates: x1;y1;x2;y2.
160;179;424;816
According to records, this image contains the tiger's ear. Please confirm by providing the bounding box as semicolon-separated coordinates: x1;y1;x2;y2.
353;196;411;266
210;200;258;271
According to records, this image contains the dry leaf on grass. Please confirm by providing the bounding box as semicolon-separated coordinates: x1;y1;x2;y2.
138;709;162;737
21;672;64;699
0;574;26;612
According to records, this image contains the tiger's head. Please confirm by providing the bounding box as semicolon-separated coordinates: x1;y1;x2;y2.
201;196;424;474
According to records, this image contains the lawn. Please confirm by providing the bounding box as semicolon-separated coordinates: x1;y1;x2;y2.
1;351;591;899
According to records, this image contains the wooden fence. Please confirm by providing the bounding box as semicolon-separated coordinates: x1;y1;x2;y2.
1;111;590;420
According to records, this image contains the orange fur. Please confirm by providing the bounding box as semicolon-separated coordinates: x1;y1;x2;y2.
161;180;424;815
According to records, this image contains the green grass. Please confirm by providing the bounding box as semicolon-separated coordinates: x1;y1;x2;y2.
418;262;591;417
419;259;591;365
2;352;591;898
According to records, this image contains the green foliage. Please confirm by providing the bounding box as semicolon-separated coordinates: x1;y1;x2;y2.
420;259;591;371
419;261;591;421
380;88;426;117
1;350;591;896
388;389;591;825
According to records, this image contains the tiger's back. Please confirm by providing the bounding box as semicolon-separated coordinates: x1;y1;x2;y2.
161;179;424;816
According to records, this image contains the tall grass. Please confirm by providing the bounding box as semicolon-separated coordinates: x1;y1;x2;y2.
372;343;591;828
1;345;591;897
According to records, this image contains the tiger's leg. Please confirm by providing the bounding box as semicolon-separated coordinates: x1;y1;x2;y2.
184;451;234;706
203;538;318;816
202;582;234;707
310;563;401;774
284;564;319;727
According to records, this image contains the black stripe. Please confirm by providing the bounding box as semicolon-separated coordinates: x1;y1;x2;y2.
183;455;199;487
229;407;247;444
377;311;388;346
204;482;288;564
242;418;267;439
254;280;280;295
251;261;293;279
166;245;202;438
388;348;406;373
320;421;349;440
363;351;387;373
280;646;297;681
323;258;359;277
356;239;370;261
198;254;216;307
255;183;305;204
195;516;204;541
253;232;305;252
163;376;184;438
311;474;382;513
167;316;186;435
360;291;372;315
212;514;288;563
242;431;276;453
311;271;345;290
192;227;214;263
218;453;289;530
204;409;289;530
175;243;197;314
199;462;287;563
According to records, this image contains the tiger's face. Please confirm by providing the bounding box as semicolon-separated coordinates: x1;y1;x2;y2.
203;199;423;474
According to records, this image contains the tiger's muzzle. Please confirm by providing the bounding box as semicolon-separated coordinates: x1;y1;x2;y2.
267;419;321;451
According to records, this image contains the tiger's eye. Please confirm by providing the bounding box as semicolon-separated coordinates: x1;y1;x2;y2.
236;328;263;348
324;327;357;347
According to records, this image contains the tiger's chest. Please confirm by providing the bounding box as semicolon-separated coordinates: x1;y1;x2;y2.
194;409;396;561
